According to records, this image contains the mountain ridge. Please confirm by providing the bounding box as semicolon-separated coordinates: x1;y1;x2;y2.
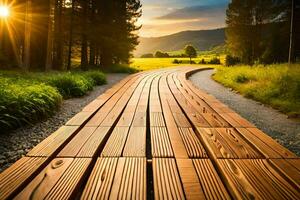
135;28;225;56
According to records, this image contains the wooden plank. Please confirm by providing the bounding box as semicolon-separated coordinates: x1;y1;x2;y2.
153;158;185;200
178;128;207;158
219;113;255;128
217;159;300;199
81;158;118;200
123;127;146;157
176;159;206;199
173;112;192;128
236;128;289;158
151;127;174;158
132;112;147;127
27;126;79;157
240;128;297;158
77;126;110;157
150;112;165;127
160;74;189;158
15;158;74;200
82;99;105;112
193;159;231;200
110;158;147;200
0;157;47;200
101;127;130;157
196;128;262;159
66;112;93;126
57;127;97;157
270;159;300;189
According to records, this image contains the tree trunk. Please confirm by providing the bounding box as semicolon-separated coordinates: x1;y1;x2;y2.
81;0;88;69
23;0;32;71
67;0;75;70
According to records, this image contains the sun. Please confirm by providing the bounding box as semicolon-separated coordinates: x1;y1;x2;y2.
0;5;10;18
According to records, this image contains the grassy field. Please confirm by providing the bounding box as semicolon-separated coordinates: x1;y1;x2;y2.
213;64;300;117
131;57;223;71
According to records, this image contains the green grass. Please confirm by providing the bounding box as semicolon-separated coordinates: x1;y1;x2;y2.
0;70;107;131
213;64;300;117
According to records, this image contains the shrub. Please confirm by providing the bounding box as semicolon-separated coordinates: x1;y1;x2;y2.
173;59;180;64
141;53;154;58
106;64;139;74
235;74;249;83
155;51;170;58
46;73;94;98
226;55;240;66
209;57;221;64
199;59;206;64
0;79;62;131
82;71;107;85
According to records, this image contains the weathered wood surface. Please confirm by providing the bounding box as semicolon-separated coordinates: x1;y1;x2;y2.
0;67;299;200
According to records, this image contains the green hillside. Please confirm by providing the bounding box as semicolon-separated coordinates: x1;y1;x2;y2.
135;28;225;57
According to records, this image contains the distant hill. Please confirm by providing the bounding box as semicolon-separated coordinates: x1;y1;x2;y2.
134;28;225;57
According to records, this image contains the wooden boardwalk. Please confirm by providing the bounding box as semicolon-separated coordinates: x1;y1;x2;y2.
0;67;299;200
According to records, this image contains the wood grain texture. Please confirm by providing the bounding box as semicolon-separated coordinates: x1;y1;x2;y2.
77;126;111;157
123;127;146;157
57;127;97;157
153;158;185;200
150;112;165;127
151;127;174;158
27;126;79;157
66;112;93;126
197;128;262;159
240;128;297;158
176;159;206;199
0;157;47;200
81;158;118;200
110;158;147;200
270;159;300;189
15;158;74;200
193;159;231;200
178;128;207;158
217;159;300;199
101;127;130;157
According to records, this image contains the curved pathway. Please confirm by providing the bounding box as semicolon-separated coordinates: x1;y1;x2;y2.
190;69;300;156
0;67;299;200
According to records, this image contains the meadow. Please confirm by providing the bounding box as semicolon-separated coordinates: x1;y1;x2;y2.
131;55;224;71
213;64;300;117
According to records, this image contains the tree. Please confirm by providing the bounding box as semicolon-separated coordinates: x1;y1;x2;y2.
184;45;197;63
226;0;291;64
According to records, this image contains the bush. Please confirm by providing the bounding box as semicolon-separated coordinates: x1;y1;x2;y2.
208;57;221;64
199;59;206;64
155;51;170;58
141;53;154;58
226;55;240;66
106;64;139;74
172;59;183;64
82;71;107;85
0;78;62;131
235;74;249;83
46;73;94;98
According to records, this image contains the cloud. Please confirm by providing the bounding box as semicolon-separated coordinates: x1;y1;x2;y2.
156;4;227;20
139;3;227;37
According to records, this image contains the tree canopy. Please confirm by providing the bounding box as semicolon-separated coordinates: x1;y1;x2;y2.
184;45;197;63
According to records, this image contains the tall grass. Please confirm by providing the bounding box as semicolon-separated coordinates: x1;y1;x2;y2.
0;70;107;131
213;64;300;116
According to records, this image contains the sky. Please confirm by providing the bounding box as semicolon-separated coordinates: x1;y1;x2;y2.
139;0;229;37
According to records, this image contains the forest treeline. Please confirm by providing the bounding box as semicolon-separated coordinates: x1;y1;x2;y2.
226;0;292;65
0;0;141;71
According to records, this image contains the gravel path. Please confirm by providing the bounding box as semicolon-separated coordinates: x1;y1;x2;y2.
190;69;300;156
0;74;128;173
